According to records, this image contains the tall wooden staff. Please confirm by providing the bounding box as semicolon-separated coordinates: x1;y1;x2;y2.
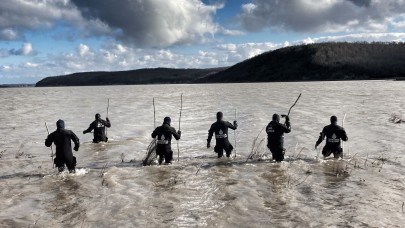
106;98;110;138
45;122;54;168
177;94;183;162
233;109;237;159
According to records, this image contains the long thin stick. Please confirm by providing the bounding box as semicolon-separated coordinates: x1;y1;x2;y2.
287;93;302;116
106;98;110;138
153;98;156;129
45;122;54;168
107;98;110;118
177;94;183;162
341;113;347;158
234;109;237;159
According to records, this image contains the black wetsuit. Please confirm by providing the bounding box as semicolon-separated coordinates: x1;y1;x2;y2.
266;120;291;162
45;129;80;172
316;124;348;158
83;118;111;143
207;120;237;158
151;123;181;164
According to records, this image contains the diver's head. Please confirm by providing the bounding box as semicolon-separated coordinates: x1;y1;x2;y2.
164;116;171;125
56;119;65;129
272;113;280;122
216;112;223;121
330;115;338;125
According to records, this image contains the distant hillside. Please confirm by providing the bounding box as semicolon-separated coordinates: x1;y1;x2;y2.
198;42;405;82
35;67;226;87
0;84;34;88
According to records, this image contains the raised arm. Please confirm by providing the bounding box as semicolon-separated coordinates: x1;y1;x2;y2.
105;118;111;128
283;116;291;133
226;121;238;130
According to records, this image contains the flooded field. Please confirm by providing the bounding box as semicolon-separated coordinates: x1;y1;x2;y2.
0;81;404;227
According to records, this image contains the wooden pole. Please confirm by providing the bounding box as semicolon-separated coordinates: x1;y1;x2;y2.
153;98;156;129
106;98;110;138
177;94;183;162
45;122;55;168
287;93;302;116
234;109;237;159
341;113;347;158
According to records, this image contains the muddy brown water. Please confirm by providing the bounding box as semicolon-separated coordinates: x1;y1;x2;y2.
0;81;404;227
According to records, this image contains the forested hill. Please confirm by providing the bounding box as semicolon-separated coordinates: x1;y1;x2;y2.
198;42;405;82
35;67;226;87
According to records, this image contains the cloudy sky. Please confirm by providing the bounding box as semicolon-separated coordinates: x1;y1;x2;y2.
1;0;405;84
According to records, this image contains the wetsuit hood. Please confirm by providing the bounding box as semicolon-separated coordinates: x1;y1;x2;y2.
56;119;65;129
272;113;280;122
164;116;171;126
330;115;338;125
95;113;101;120
216;112;223;121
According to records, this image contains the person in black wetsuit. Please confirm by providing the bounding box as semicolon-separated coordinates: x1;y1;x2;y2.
151;117;181;165
45;119;80;173
83;113;111;143
266;113;291;162
207;112;238;158
315;116;348;158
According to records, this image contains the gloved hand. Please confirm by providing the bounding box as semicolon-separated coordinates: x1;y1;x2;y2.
315;143;319;149
285;115;290;122
207;143;210;148
233;120;238;127
106;117;110;122
177;130;181;137
83;130;86;134
74;145;79;151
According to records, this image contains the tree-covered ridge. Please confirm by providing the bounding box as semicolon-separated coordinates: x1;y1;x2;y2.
199;42;405;82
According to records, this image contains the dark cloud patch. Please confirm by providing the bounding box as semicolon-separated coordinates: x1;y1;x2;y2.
348;0;372;7
70;0;222;47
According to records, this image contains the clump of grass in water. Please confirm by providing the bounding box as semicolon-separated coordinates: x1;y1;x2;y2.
99;162;109;186
389;112;403;124
120;153;125;163
0;149;5;158
246;138;266;161
14;144;24;159
246;126;266;162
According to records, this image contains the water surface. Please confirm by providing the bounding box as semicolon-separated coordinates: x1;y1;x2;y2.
0;81;404;227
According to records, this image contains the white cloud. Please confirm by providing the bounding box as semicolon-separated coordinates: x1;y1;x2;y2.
77;44;91;57
238;0;405;33
0;42;35;57
19;43;34;55
25;62;38;68
0;0;111;41
3;33;405;81
298;32;405;43
0;28;21;40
